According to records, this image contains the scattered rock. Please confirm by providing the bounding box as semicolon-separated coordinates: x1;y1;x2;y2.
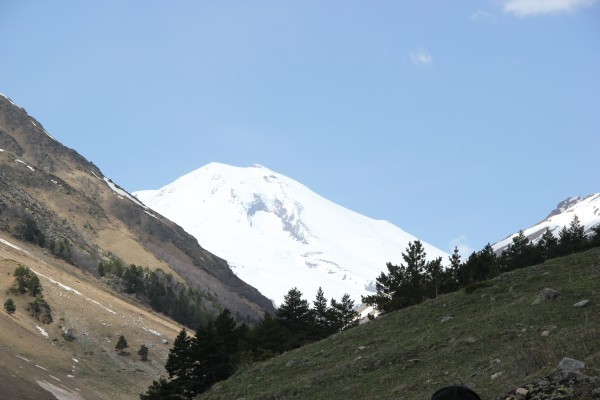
540;288;560;301
161;339;168;345
492;372;503;380
358;346;367;351
515;387;528;399
440;316;453;324
285;360;295;367
498;364;600;400
541;330;550;337
557;357;585;373
573;299;590;308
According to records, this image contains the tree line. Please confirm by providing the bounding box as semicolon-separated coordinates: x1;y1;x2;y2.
98;257;214;329
363;216;600;313
141;286;358;399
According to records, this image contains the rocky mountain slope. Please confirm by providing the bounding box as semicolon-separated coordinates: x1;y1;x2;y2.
494;194;600;252
0;92;273;320
134;163;448;305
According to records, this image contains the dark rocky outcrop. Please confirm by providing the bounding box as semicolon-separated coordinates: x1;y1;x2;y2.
499;358;600;399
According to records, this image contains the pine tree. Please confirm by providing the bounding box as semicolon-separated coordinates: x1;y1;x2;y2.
4;298;16;314
140;377;174;400
501;230;536;270
424;256;444;298
276;287;311;347
247;312;288;355
26;274;43;297
330;294;358;332
537;228;559;260
138;344;149;361
165;329;191;380
589;224;600;249
312;287;331;339
115;335;128;355
559;215;587;254
448;246;461;285
362;240;430;312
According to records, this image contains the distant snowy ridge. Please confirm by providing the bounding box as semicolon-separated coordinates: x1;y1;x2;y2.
134;163;448;305
493;193;600;251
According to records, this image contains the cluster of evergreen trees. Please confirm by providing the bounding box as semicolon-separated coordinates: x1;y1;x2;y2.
98;258;212;329
364;217;600;313
141;287;358;399
8;265;53;324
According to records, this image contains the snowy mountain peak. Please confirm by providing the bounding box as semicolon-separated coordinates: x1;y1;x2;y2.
134;163;448;305
493;193;600;251
546;196;584;219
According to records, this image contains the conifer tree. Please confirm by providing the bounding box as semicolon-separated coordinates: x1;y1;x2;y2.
330;294;358;332
165;329;191;380
4;298;16;314
424;256;444;298
589;224;600;249
312;287;331;338
115;335;128;355
448;246;461;285
363;240;430;312
247;312;288;355
276;287;311;347
561;215;587;253
501;230;535;270
537;228;559;260
138;344;149;361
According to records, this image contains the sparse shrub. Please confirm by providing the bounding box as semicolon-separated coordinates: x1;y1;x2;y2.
138;344;149;361
26;298;53;324
4;298;16;314
115;335;128;355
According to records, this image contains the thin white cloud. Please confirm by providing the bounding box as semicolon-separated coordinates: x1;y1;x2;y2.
448;235;474;259
503;0;597;16
470;9;494;20
409;48;433;67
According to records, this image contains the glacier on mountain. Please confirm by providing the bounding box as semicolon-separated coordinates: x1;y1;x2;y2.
134;163;448;306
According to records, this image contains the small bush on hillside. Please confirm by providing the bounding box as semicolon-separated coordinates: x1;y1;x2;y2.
4;298;16;314
116;335;129;355
26;298;53;324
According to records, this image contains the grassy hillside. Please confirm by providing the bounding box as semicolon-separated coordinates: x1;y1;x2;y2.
200;248;600;400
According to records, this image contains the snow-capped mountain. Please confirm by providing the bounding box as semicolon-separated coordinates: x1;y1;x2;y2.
134;163;448;305
493;193;600;251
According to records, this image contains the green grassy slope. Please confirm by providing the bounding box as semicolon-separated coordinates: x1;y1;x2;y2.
200;249;600;400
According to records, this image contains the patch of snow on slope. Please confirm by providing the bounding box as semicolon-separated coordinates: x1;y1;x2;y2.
37;380;85;400
31;270;83;295
0;237;25;252
85;298;117;315
0;92;17;106
134;162;448;305
142;327;162;336
103;177;147;208
36;325;49;338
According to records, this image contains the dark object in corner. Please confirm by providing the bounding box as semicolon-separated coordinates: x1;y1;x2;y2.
432;385;481;400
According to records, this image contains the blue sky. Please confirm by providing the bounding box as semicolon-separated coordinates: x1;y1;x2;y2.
1;1;598;255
